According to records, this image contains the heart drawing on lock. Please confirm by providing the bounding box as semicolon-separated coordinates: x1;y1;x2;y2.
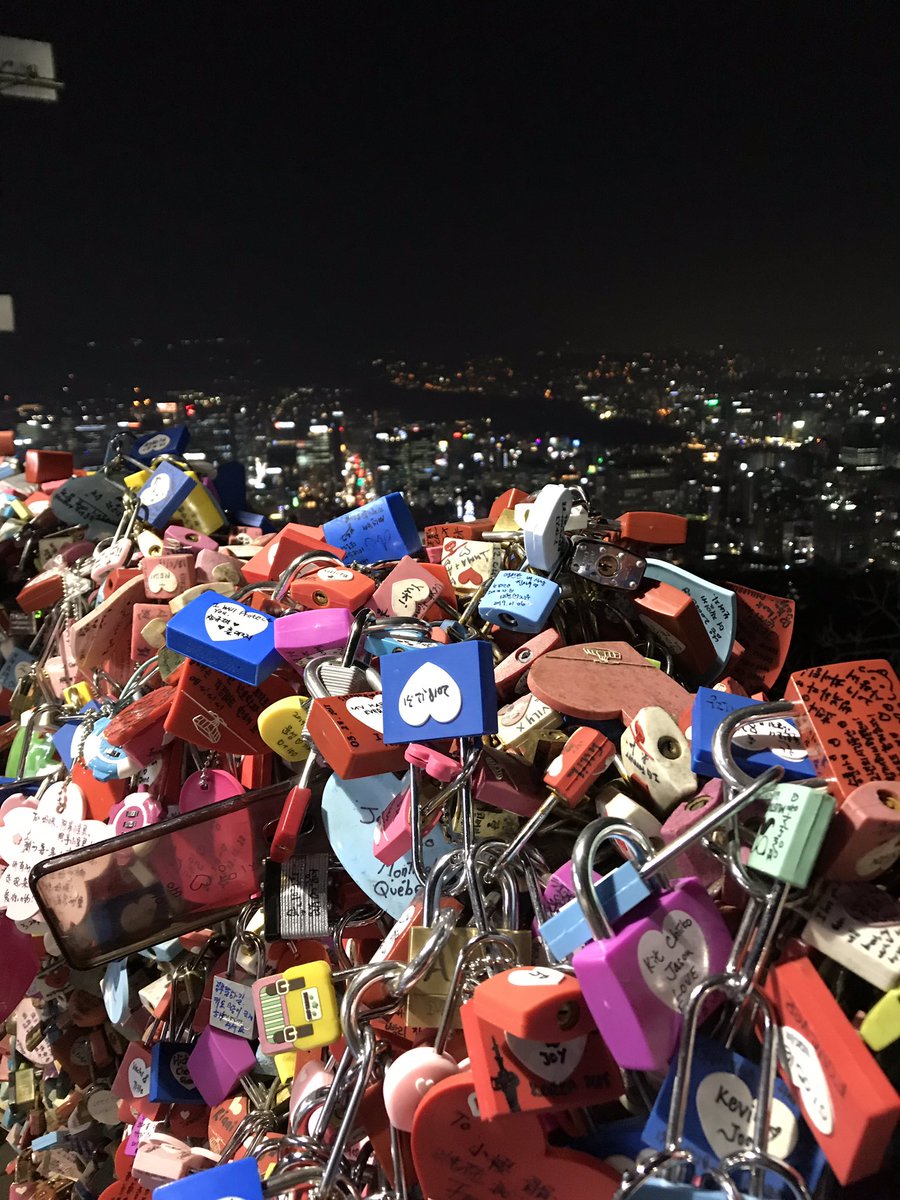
345;695;384;733
146;567;178;595
411;1070;620;1200
457;566;483;587
204;602;269;642
696;1070;799;1161
637;909;710;1012
141;475;171;506
397;662;462;726
391;577;432;617
504;1032;588;1083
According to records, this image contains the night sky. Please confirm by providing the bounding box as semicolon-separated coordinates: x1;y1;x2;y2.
4;4;900;360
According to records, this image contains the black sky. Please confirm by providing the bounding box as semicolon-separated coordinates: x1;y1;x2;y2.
3;3;900;360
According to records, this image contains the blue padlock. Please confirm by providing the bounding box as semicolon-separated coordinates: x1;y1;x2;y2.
138;462;196;529
148;1040;204;1105
85;716;139;782
381;639;497;744
539;859;651;960
569;1114;650;1174
643;1031;826;1193
322;492;421;565
131;425;190;464
645;560;737;682
365;632;432;657
477;569;561;634
691;689;816;782
154;1157;263;1200
166;590;279;686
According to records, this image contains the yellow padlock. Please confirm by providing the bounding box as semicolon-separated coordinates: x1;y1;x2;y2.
63;681;94;709
174;473;226;535
124;467;151;491
860;986;900;1052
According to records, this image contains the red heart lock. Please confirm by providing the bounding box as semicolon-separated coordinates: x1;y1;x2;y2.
411;1069;620;1200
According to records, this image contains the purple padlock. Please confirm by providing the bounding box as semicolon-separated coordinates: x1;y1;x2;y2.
186;1024;257;1107
273;607;354;673
571;818;733;1072
659;779;724;889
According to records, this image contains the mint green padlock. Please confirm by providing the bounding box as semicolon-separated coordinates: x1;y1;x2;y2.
748;782;836;887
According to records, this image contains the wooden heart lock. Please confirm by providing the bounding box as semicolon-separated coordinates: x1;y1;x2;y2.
528;640;692;725
411;1068;620;1200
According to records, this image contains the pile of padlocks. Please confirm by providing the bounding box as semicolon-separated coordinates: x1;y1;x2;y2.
0;425;897;1200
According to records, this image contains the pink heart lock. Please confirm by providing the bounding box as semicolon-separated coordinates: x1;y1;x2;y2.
383;1045;461;1131
179;769;246;814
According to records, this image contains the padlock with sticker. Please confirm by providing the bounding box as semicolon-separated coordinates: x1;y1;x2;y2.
147;968;205;1105
476;569;561;635
381;639;497;745
251;960;340;1055
165;591;279;686
620;705;697;813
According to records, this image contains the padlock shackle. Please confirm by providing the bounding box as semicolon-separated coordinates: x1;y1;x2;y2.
572;817;656;942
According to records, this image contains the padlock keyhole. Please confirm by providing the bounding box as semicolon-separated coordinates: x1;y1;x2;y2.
498;612;518;627
312;590;329;606
657;736;681;760
556;1001;580;1031
877;788;900;811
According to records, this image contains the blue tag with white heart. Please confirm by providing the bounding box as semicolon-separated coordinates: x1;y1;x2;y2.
381;639;497;744
165;590;279;686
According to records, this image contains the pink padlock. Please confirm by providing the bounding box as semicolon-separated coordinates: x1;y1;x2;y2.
373;779;444;865
472;750;542;818
290;1060;335;1136
108;792;163;835
179;769;245;814
186;1024;257;1106
163;525;217;553
405;743;459;782
90;538;133;584
658;778;724;889
273;607;354;672
571;818;733;1072
141;553;196;601
383;1045;460;1131
195;548;245;586
424;545;444;563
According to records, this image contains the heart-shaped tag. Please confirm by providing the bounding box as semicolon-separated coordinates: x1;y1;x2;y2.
322;772;454;918
637;909;709;1012
141;474;171;506
203;601;269;642
345;694;384;733
411;1070;620;1200
146;566;178;595
397;662;462;727
391;577;432;617
505;1032;588;1083
696;1070;799;1160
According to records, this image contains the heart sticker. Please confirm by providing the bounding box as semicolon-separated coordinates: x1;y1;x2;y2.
141;475;171;506
411;1070;619;1200
345;694;384;733
734;717;807;762
779;1026;834;1135
146;567;178;595
696;1070;799;1160
637;909;709;1012
140;433;172;455
204;602;269;642
169;1051;194;1089
391;577;432;617
317;567;354;582
128;1057;151;1098
505;1033;588;1083
398;662;463;727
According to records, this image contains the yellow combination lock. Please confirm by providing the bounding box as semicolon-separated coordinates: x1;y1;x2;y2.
860;985;900;1052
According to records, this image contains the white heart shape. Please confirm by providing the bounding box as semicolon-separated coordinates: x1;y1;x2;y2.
129;1056;151;1097
147;566;178;595
734;717;807;762
637;909;710;1012
696;1070;799;1160
397;662;463;727
169;1051;194;1089
317;567;354;582
141;474;171;506
779;1027;834;1135
346;695;384;733
140;433;171;455
204;601;269;642
505;1033;587;1083
390;577;432;617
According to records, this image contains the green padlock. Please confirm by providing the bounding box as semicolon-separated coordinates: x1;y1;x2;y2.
5;722;60;778
748;782;835;887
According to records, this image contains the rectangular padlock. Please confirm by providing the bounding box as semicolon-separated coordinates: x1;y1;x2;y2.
306;693;407;778
165;591;279;686
746;782;835;887
643;559;736;681
370;556;455;620
800;881;900;991
141;553;195;601
440;537;500;592
137;463;195;529
381;640;498;744
322;492;421;564
477;570;561;634
690;688;817;782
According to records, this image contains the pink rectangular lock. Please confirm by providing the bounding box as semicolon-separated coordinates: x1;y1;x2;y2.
195;548;245;586
141;554;196;601
131;603;172;664
163;525;218;553
659;779;724;888
273;607;354;673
